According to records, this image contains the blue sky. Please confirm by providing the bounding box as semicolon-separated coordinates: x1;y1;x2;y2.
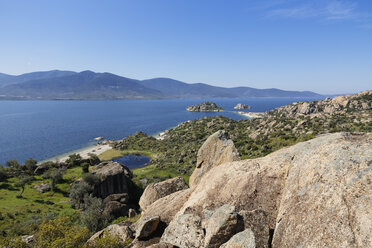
0;0;371;94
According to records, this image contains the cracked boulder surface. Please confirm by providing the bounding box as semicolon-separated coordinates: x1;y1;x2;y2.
272;132;372;247
167;132;371;248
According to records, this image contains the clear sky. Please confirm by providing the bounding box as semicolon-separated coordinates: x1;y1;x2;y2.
0;0;371;94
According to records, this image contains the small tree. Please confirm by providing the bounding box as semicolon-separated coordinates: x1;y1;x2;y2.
43;168;63;192
15;175;33;197
81;162;90;173
6;160;22;177
66;154;82;168
69;181;93;208
82;173;100;186
24;158;37;174
0;165;8;182
80;195;108;233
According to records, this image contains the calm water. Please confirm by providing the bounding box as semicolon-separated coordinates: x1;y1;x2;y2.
0;97;322;164
113;154;150;169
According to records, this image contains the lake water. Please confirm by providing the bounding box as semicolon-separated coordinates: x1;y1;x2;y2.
113;154;151;169
0;97;322;164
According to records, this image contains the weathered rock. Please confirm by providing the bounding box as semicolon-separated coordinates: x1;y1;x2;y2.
135;216;160;239
234;104;251;110
174;132;371;248
272;132;372;247
238;209;270;248
91;161;133;198
147;242;175;248
21;235;34;244
189;130;240;187
88;224;132;244
220;229;256;248
139;176;188;210
161;214;205;248
204;204;242;248
129;238;161;248
140;189;192;225
34;183;51;193
103;201;129;219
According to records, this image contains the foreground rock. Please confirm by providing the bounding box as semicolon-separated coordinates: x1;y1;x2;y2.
161;214;205;248
135;216;160;239
186;102;224;112
189;130;240;187
88;223;132;244
220;229;256;248
140;189;192;225
234;104;251;110
204;205;242;248
139;177;188;211
272;133;372;247
156;132;371;247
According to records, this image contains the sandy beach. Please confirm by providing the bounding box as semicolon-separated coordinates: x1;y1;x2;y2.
42;143;112;163
234;111;266;119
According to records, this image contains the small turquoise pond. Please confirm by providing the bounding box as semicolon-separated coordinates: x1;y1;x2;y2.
113;154;150;169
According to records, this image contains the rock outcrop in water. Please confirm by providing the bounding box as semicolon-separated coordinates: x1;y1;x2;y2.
129;131;371;248
186;102;224;112
234;103;251;110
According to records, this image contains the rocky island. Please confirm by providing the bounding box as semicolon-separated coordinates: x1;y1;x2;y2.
186;101;224;112
234;103;251;110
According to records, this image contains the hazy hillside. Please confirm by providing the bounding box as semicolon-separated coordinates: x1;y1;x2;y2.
0;70;323;99
0;70;77;87
0;71;163;100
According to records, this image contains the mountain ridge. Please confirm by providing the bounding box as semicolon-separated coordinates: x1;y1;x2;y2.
0;70;324;100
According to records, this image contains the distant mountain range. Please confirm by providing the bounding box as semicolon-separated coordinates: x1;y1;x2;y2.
0;70;323;100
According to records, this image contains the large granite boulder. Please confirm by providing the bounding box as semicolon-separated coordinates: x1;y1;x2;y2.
139;177;188;211
91;161;133;199
220;229;256;248
162;132;371;248
87;223;133;244
272;133;372;247
189;130;240;187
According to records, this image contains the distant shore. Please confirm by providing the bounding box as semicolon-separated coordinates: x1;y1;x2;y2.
41;143;112;163
234;111;266;119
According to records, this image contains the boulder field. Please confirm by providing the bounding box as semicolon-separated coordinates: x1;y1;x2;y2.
90;131;372;247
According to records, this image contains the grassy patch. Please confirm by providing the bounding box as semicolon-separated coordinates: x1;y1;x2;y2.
98;149;158;161
132;164;189;186
0;167;83;235
112;213;141;224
